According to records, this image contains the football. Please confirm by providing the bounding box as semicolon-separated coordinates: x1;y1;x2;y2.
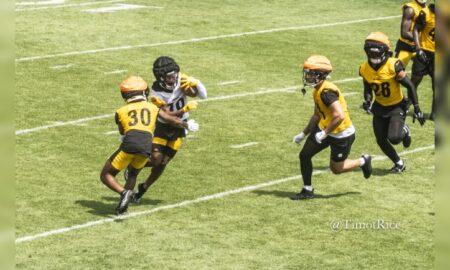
183;86;198;97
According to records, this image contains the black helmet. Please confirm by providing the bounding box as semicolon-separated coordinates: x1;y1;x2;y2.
152;56;180;90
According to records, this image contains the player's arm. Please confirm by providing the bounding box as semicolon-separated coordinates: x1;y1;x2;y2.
321;91;344;134
362;80;373;113
157;109;188;129
115;112;125;141
302;113;320;136
395;60;418;106
401;6;416;42
180;74;207;99
413;11;427;49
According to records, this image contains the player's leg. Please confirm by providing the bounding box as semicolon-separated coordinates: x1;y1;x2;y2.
100;150;134;214
133;138;181;203
373;115;403;171
386;110;408;172
290;129;329;200
328;134;372;179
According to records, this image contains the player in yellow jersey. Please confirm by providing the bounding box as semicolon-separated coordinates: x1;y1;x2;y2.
291;55;372;200
412;3;435;120
100;76;196;215
395;0;429;67
129;56;207;203
360;32;426;173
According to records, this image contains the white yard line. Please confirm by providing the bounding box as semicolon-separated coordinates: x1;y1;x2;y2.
217;80;241;86
83;4;161;13
104;69;127;75
14;76;364;135
230;142;259;149
50;64;73;69
15;144;434;244
16;0;64;6
15;15;400;62
16;0;124;11
105;130;117;135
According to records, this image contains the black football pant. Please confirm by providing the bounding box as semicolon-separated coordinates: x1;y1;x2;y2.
372;109;406;164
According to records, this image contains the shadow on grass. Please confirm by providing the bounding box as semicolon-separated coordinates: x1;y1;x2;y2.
75;197;163;217
252;190;360;199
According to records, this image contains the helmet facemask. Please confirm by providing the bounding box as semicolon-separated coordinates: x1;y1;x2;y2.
302;69;329;88
160;71;180;91
152;56;180;92
364;41;390;66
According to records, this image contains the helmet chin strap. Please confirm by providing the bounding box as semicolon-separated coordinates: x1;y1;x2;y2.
126;94;147;103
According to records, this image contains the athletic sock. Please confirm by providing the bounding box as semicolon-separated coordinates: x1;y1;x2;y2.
396;159;404;166
359;157;366;167
303;185;313;191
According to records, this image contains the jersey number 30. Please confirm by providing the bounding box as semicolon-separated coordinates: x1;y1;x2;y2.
128;108;151;126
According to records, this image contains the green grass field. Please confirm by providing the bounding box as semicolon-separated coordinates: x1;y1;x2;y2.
15;0;435;269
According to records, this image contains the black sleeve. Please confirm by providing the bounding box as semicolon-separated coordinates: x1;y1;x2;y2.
394;60;405;74
115;112;120;125
399;76;418;106
320;89;339;107
363;80;373;102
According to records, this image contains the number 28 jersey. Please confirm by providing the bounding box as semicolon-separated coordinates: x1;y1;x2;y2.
359;58;403;107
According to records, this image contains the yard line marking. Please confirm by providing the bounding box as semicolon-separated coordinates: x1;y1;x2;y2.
105;130;117;135
83;4;161;13
15;144;434;244
16;0;64;6
16;113;112;135
230;142;259;149
50;64;73;69
16;15;400;62
16;0;124;11
104;69;127;75
14;76;364;135
218;80;241;86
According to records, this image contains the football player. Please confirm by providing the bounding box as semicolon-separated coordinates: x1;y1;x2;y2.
411;3;435;120
100;76;198;215
360;32;426;173
395;0;429;67
291;55;372;200
130;56;207;203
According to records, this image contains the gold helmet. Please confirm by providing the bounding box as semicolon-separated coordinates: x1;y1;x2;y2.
302;55;332;88
119;76;149;102
364;32;391;65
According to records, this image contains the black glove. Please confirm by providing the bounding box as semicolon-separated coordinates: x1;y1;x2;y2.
416;49;429;65
413;105;426;126
362;100;371;114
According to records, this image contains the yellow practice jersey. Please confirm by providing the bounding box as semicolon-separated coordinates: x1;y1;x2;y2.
359;58;404;107
312;81;353;134
115;100;160;135
399;1;429;46
418;8;435;53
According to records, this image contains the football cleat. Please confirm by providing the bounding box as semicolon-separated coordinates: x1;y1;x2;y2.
402;125;411;148
290;188;314;200
131;183;148;203
389;163;406;173
115;190;133;215
361;154;372;179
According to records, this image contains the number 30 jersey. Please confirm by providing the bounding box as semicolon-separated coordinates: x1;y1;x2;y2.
115;100;160;155
359;58;404;107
